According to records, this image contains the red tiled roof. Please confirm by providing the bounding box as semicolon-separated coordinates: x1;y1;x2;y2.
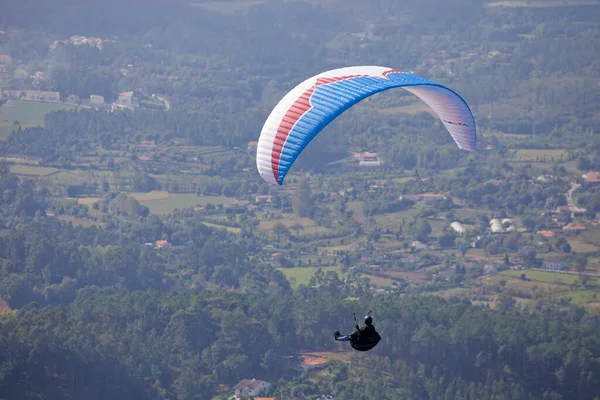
537;230;555;238
563;225;586;231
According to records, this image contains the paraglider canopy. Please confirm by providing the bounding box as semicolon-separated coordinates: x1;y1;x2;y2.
256;66;476;185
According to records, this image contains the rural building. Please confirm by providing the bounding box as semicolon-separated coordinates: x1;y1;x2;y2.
0;54;12;65
118;91;134;105
450;221;466;234
2;89;23;99
111;103;135;112
411;240;428;251
490;218;515;233
562;225;586;233
502;218;515;232
537;230;555;238
0;71;11;83
247;141;258;152
233;379;271;397
359;160;381;167
536;175;553;183
24;90;60;102
90;94;105;104
582;171;600;184
354;152;381;166
300;356;328;372
354;151;378;161
51;35;106;50
255;195;272;204
225;200;250;210
556;206;571;223
66;94;80;103
489;219;504;233
134;140;157;150
155;240;171;249
542;259;568;271
399;193;448;204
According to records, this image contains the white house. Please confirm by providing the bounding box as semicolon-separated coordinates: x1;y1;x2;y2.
233;379;270;397
542;259;568;271
90;94;105;104
411;240;429;251
450;221;466;234
117;91;134;106
489;219;504;233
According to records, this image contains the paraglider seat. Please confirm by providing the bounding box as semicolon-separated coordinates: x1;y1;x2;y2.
350;330;381;352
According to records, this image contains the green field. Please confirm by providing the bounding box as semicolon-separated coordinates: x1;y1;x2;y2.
277;266;342;288
134;192;237;215
501;269;599;286
374;208;419;230
568;239;599;254
434;287;473;298
46;170;90;185
9;165;60;176
258;215;317;231
513;149;569;162
0;100;74;139
559;290;600;304
201;221;241;234
57;215;104;228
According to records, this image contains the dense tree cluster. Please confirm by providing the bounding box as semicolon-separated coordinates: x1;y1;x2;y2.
1;0;600;399
1;291;599;400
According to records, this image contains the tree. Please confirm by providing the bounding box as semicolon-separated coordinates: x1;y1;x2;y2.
438;232;456;248
576;156;592;171
292;179;313;218
574;254;588;273
273;223;290;240
553;237;572;253
518;246;537;267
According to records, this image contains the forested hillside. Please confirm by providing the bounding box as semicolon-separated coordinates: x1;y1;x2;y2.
1;0;600;399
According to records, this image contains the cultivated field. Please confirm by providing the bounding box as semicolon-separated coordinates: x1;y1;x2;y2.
9;165;60;176
501;269;594;285
513;149;569;162
57;215;104;228
258;215;318;231
568;238;599;254
201;221;241;233
278;266;342;288
133;191;237;215
0;100;74;139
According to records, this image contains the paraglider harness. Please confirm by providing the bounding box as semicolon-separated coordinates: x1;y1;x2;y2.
347;312;381;352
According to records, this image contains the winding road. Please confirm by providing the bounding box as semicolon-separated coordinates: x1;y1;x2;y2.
154;95;171;111
566;182;585;213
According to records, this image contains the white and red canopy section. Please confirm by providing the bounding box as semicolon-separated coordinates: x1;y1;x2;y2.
256;66;476;185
